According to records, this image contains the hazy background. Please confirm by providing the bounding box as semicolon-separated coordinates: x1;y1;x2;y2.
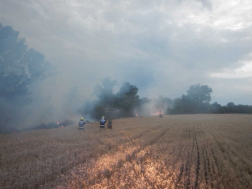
0;0;252;126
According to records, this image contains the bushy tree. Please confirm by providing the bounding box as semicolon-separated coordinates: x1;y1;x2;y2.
187;84;212;103
223;102;252;114
87;78;117;119
170;98;185;114
115;82;140;117
0;23;52;133
170;85;252;115
226;102;236;113
81;80;140;120
0;24;51;99
170;84;213;114
92;77;116;105
210;102;224;113
140;97;151;104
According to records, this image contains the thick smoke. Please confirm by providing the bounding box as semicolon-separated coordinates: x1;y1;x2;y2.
137;97;173;117
0;23;85;132
1;0;252;133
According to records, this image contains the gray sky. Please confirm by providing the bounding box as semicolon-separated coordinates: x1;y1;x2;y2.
1;0;252;107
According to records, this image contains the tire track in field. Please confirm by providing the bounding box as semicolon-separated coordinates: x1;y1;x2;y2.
211;133;252;189
137;125;190;189
211;134;241;188
191;127;200;189
164;126;193;189
138;125;194;189
201;144;214;188
96;125;160;148
184;149;193;189
42;126;164;189
175;126;202;189
51;126;169;189
155;142;185;189
83;127;170;188
133;127;172;188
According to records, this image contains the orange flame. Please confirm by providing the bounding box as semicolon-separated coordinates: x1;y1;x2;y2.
57;122;59;124
135;114;139;117
151;111;164;116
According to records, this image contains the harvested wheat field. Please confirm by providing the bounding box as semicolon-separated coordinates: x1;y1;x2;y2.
1;114;252;189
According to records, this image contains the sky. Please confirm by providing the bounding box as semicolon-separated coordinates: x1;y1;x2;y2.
0;0;252;109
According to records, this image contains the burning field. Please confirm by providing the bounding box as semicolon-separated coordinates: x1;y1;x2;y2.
1;114;252;189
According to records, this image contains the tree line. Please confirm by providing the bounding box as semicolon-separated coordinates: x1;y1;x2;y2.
81;80;252;120
79;78;140;120
169;84;252;114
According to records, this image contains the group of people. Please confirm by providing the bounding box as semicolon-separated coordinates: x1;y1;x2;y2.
78;116;112;130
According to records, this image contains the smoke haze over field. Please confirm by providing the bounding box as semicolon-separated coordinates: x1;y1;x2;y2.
1;0;252;126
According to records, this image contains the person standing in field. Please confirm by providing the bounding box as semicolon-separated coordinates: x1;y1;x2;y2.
100;116;106;129
108;120;112;129
79;117;85;130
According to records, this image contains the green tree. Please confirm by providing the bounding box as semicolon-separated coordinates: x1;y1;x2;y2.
210;102;224;113
0;24;51;99
170;84;213;114
227;102;236;113
115;82;140;117
82;78;117;120
170;98;185;114
92;77;116;107
187;84;212;104
0;23;52;133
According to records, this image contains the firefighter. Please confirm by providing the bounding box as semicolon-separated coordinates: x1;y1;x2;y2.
100;116;106;129
79;117;85;130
